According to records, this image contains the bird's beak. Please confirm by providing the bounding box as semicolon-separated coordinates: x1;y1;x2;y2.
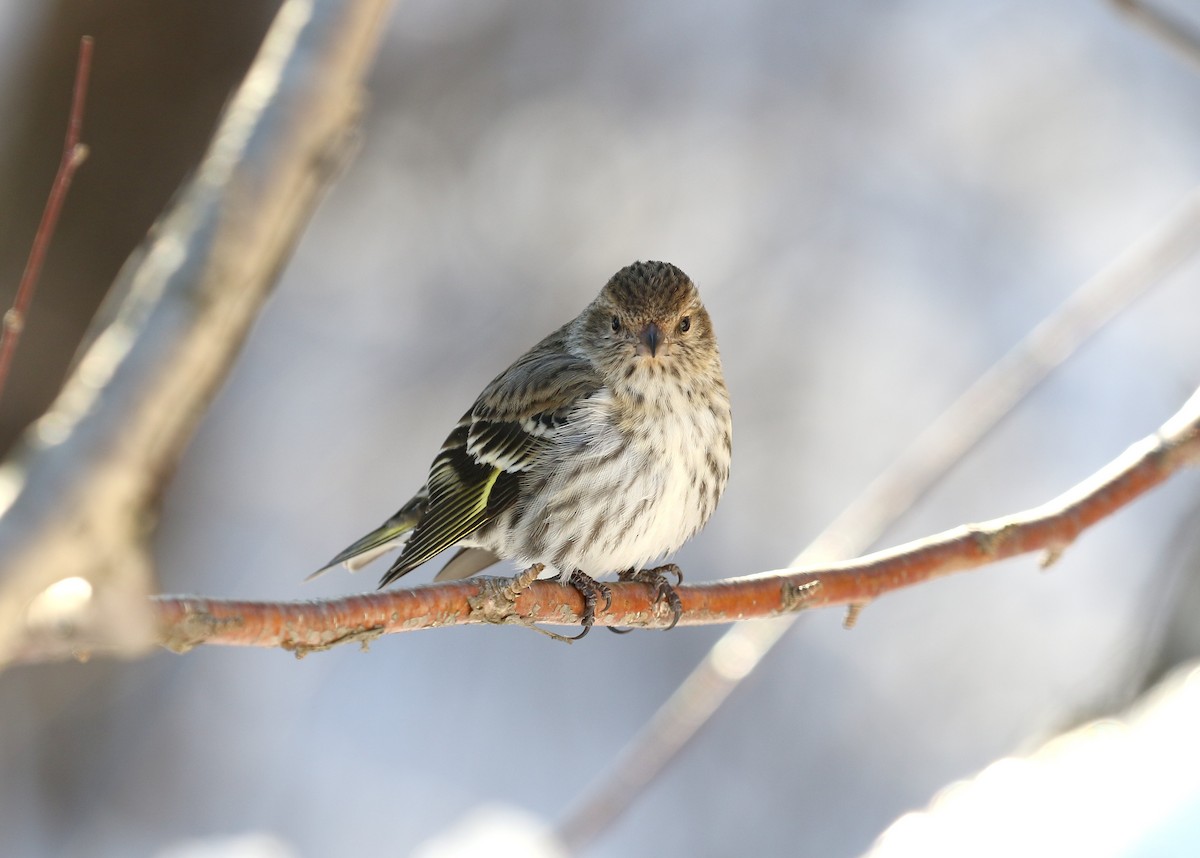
637;322;663;358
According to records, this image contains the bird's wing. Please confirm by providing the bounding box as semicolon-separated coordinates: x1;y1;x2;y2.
379;332;602;586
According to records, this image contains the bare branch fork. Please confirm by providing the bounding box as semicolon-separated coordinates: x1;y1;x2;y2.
0;0;395;668
152;384;1200;655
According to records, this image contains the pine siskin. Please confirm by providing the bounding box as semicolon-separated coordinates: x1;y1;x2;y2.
316;261;732;637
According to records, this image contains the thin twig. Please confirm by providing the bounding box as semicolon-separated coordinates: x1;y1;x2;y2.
0;36;93;406
557;188;1200;850
136;382;1200;657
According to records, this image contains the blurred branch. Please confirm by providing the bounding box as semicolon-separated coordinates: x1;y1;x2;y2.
557;188;1200;849
139;384;1200;655
1113;0;1200;71
0;36;93;406
0;0;394;669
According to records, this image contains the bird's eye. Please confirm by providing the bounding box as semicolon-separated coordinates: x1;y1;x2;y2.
611;316;621;333
679;316;691;333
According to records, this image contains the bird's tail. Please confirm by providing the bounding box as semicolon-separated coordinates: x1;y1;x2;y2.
306;492;427;581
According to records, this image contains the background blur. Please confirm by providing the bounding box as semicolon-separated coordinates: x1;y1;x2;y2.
2;1;1200;856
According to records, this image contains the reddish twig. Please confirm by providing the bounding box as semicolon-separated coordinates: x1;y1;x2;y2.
0;35;94;406
149;384;1200;655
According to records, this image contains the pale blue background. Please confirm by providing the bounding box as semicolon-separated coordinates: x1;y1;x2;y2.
3;1;1200;856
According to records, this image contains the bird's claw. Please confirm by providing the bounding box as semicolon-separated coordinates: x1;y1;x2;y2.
609;564;684;632
562;570;611;641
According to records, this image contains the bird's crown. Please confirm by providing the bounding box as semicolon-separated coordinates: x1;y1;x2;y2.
601;260;697;318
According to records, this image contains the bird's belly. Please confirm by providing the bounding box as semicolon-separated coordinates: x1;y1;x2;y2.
505;404;723;576
582;457;700;572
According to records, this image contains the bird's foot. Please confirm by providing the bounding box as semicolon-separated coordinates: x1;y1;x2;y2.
555;570;611;641
609;564;684;633
518;569;612;643
502;565;612;644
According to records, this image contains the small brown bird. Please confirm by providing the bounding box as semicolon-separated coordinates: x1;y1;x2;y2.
316;261;732;637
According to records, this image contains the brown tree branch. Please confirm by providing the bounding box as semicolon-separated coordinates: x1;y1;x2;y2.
0;36;93;406
143;384;1200;657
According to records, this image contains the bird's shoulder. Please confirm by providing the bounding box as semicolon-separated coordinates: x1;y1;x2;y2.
472;323;603;424
437;323;607;475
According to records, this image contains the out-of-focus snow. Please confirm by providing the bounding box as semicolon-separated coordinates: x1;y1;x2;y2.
869;663;1200;858
412;805;567;858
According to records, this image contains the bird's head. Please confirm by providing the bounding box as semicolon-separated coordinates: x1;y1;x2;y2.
574;261;720;391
